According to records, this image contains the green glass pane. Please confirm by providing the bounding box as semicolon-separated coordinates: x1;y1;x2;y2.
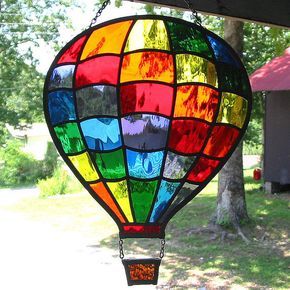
54;123;85;154
129;179;158;223
94;149;126;179
125;20;170;52
166;21;212;58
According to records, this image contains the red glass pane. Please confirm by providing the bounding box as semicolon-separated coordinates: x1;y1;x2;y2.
90;182;126;223
75;56;120;88
57;36;87;64
203;125;240;158
187;157;220;182
120;83;174;116
174;85;219;122
168;120;210;154
123;225;161;234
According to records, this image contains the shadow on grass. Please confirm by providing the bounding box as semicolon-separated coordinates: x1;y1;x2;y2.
100;177;289;288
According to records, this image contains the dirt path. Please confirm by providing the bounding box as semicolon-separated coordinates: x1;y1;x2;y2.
0;188;156;290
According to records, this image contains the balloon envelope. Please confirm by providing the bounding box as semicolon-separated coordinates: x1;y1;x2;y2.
43;15;252;239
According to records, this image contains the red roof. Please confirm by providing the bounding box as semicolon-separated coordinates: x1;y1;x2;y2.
250;47;290;92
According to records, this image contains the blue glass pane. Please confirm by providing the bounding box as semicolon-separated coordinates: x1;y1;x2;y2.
48;90;76;125
121;114;169;150
80;118;121;151
207;36;240;68
48;65;75;90
126;149;164;179
149;180;180;222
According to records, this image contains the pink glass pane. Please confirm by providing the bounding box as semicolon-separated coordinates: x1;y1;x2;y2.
75;56;120;88
57;36;87;64
120;83;174;116
187;157;220;182
168;120;210;154
203;125;240;158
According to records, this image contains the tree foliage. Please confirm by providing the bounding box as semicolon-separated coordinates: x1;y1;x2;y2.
0;0;76;144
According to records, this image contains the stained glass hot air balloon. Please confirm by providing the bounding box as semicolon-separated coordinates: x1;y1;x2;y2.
43;15;252;286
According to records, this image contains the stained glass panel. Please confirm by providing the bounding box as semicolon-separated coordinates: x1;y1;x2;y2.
126;149;164;179
54;123;85;154
75;56;120;88
149;180;180;222
168;119;210;154
76;85;117;119
121;114;169;150
120;83;173;116
48;65;75;90
163;152;196;180
176;54;217;87
174;85;219;122
107;180;133;222
80;118;121;151
94;149;126;179
48;90;76;125
129;179;158;223
125;20;169;52
121;52;174;83
217;92;248;128
81;21;133;60
68;152;99;181
90;182;126;223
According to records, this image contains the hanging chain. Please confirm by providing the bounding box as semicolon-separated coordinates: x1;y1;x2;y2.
159;239;166;259
89;0;111;28
183;0;202;26
119;239;125;259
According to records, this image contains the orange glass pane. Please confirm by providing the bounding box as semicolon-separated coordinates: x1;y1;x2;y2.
90;182;126;223
174;85;219;122
120;52;174;84
81;20;133;60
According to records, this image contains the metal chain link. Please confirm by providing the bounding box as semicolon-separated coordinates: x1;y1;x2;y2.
159;239;166;259
119;239;125;259
89;0;111;28
183;0;202;26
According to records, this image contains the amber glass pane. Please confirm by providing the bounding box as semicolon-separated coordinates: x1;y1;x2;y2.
174;85;219;122
187;157;220;182
217;92;248;128
54;123;85;154
176;54;217;87
107;180;133;222
120;83;173;116
129;179;158;223
166;21;212;58
94;149;126;179
168;120;210;154
128;263;156;281
75;56;120;88
68;152;99;181
81;20;133;60
120;52;174;84
90;182;125;223
125;20;169;52
203;125;240;158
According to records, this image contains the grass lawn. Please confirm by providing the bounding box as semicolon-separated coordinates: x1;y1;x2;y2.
3;169;289;289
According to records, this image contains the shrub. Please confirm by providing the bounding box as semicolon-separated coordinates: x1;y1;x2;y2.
0;140;44;187
41;142;59;178
37;167;69;198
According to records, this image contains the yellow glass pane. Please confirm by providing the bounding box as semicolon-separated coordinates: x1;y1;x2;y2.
217;92;248;128
69;152;99;181
124;20;170;52
176;54;217;87
174;85;219;122
107;180;134;222
81;20;133;60
120;51;174;84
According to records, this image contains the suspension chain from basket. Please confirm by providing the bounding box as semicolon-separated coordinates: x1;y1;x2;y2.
119;239;125;259
159;239;166;259
183;0;202;25
89;0;111;28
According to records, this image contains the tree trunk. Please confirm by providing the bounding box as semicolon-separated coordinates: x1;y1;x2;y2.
212;20;249;226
